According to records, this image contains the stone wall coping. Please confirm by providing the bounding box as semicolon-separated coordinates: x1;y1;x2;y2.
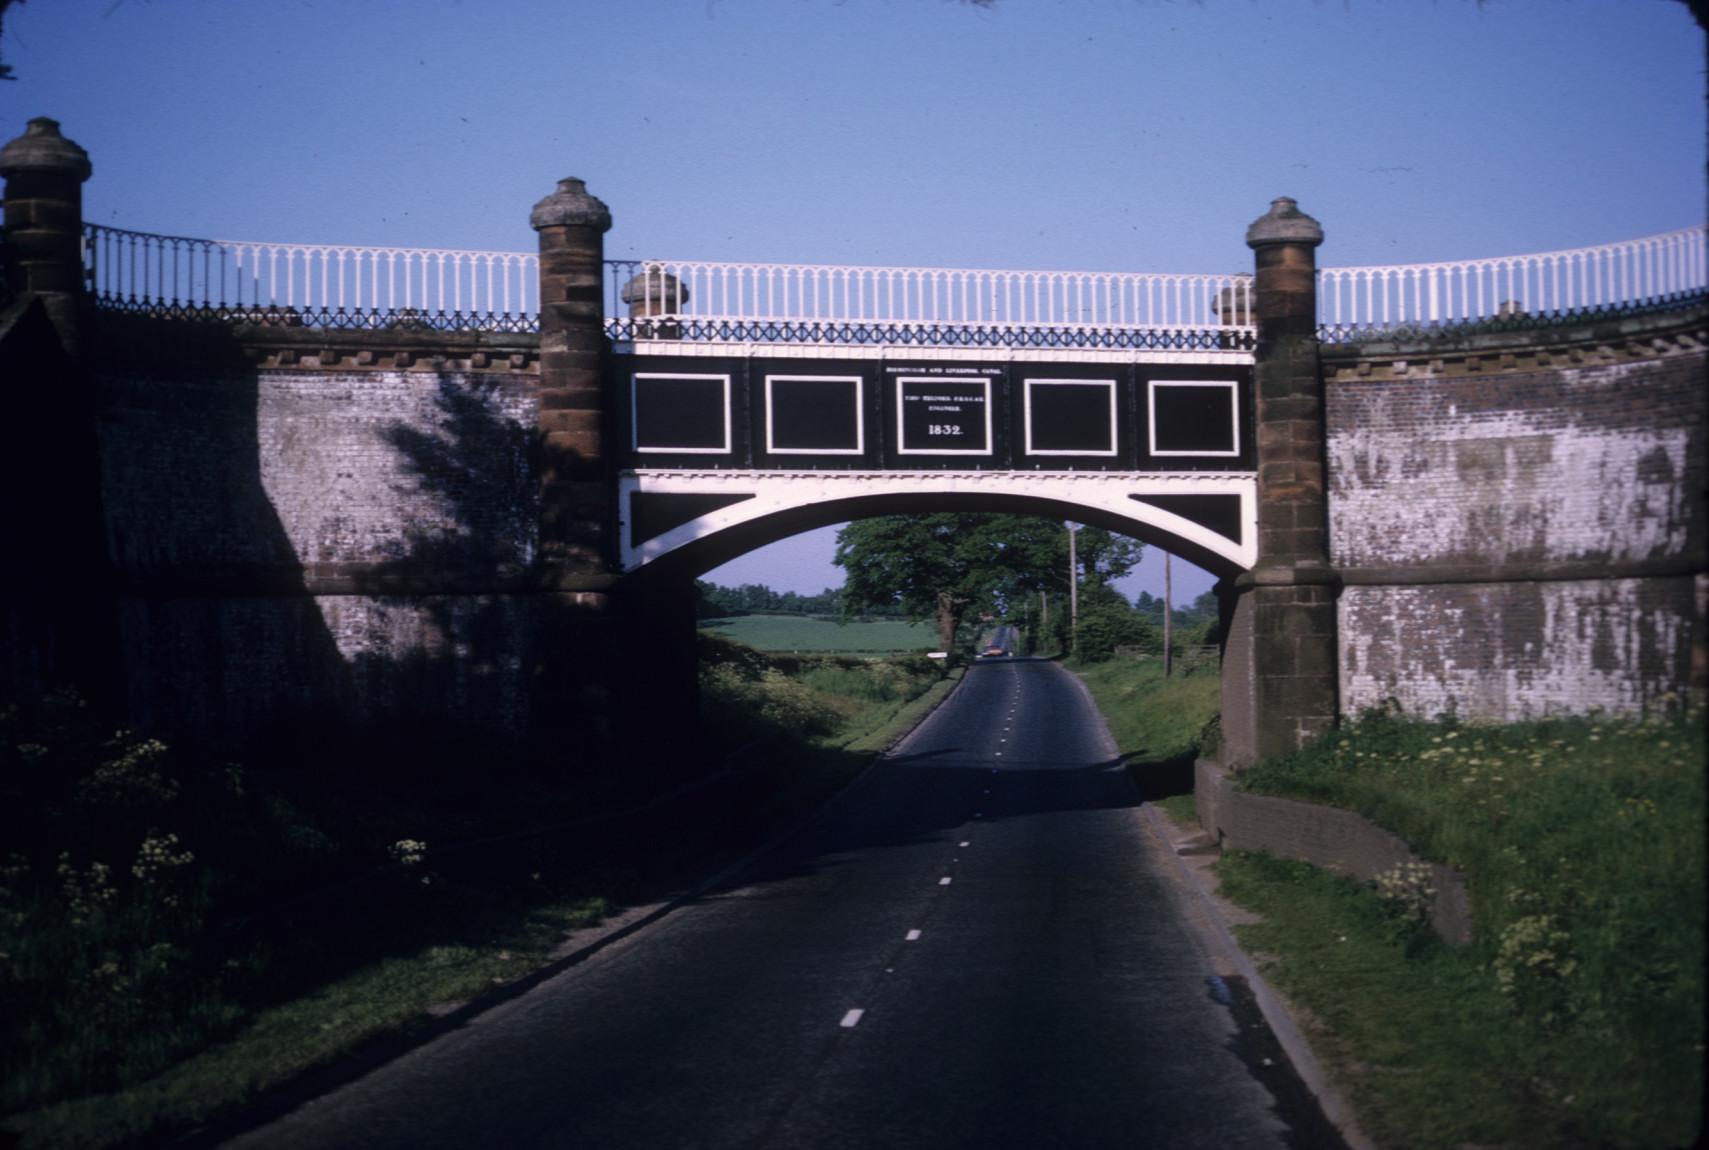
1194;758;1474;944
1321;299;1706;365
89;313;542;375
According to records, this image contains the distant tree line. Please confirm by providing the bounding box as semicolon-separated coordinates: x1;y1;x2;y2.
695;581;911;620
1134;589;1221;632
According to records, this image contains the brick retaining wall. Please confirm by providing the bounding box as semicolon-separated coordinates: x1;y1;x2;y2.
1323;306;1707;720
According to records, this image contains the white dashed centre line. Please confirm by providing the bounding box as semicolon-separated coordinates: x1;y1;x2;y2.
840;1009;865;1029
906;929;923;941
939;876;953;886
958;841;970;848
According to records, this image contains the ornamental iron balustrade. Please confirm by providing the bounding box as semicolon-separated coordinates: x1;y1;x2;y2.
602;314;1252;351
603;258;1254;347
1316;226;1706;342
82;224;540;332
78;222;1704;345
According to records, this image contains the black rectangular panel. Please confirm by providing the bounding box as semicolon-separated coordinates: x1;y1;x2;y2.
614;353;749;468
766;374;864;454
1025;378;1118;456
633;373;730;453
1149;381;1239;456
1135;364;1253;472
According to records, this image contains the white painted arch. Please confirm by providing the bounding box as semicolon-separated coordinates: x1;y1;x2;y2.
618;468;1256;582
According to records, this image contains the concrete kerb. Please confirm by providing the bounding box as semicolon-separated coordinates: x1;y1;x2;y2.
1138;801;1378;1150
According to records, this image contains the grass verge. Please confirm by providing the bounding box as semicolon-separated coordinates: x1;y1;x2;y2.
1221;705;1705;1150
1063;656;1219;811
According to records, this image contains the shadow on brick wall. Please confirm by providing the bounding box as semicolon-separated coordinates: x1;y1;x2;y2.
352;370;545;778
88;315;355;765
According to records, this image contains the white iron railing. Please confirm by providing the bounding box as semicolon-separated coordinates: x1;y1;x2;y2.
1316;226;1706;334
83;225;539;330
82;222;1705;341
604;259;1252;337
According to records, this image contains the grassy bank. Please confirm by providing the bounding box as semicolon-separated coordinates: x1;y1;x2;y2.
1222;706;1705;1150
2;644;951;1149
1065;656;1220;823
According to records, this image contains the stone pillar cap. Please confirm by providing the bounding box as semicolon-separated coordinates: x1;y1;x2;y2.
530;177;612;232
1245;196;1322;249
0;117;93;182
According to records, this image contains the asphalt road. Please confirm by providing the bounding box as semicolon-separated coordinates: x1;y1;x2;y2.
228;659;1336;1149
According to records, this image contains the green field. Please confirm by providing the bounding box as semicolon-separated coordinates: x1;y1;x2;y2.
699;614;937;652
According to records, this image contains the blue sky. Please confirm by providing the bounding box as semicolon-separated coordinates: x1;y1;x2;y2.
6;0;1703;600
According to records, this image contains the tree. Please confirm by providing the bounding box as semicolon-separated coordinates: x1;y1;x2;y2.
834;514;1143;652
1071;526;1144;591
1074;585;1160;663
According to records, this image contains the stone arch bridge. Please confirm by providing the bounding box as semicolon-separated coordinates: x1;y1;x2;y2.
2;116;1704;771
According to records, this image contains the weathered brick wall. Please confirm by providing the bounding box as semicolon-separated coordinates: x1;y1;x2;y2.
1325;306;1706;719
101;368;538;574
1339;577;1696;718
93;332;548;752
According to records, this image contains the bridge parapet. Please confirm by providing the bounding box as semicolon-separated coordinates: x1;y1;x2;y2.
74;218;1707;351
1317;225;1706;343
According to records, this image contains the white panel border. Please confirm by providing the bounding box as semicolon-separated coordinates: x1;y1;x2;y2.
1023;377;1119;458
632;372;732;455
764;374;865;456
1148;378;1241;458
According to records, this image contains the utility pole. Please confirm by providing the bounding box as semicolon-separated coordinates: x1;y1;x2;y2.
1067;523;1080;657
1163;552;1174;677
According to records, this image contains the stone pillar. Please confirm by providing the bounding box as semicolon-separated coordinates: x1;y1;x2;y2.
0;117;92;354
1221;197;1340;767
0;118;116;709
525;178;620;774
531;177;614;575
524;180;702;780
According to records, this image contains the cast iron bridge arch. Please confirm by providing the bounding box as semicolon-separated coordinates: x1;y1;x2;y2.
611;342;1259;579
604;259;1261;578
